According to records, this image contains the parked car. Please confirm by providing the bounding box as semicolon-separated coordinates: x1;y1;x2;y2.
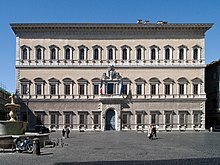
35;125;50;133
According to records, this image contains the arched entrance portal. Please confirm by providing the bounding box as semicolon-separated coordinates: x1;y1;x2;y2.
105;109;115;130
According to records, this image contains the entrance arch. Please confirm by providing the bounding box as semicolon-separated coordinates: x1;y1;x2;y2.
105;109;115;130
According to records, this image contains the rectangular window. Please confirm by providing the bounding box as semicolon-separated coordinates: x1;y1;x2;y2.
165;84;170;95
193;84;198;95
36;114;44;125
50;84;56;95
94;49;99;60
165;113;171;125
79;113;87;127
122;113;128;125
151;114;156;124
179;113;186;125
36;84;42;95
93;113;100;128
136;84;142;95
50;113;58;128
79;49;84;60
51;49;56;60
108;49;113;60
136;113;142;125
93;84;99;95
179;84;184;95
194;114;201;125
79;84;85;95
137;49;142;60
151;84;156;95
64;113;72;127
21;84;28;95
65;84;71;95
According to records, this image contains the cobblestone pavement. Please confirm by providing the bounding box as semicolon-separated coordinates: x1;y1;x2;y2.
1;131;220;165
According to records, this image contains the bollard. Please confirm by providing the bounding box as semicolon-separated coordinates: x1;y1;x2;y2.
33;138;40;155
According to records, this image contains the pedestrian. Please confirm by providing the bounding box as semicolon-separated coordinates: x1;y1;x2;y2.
66;127;70;138
152;125;157;139
147;125;153;139
62;126;66;138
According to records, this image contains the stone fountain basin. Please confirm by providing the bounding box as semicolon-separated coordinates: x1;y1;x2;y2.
0;121;27;135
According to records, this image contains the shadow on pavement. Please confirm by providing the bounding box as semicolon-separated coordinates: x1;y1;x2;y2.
54;157;220;165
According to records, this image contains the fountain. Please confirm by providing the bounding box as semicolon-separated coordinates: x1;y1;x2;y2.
0;93;27;135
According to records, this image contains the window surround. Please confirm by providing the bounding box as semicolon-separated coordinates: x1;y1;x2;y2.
106;45;117;62
177;77;188;95
63;78;74;95
136;111;145;126
163;45;174;62
63;45;73;61
135;45;145;62
78;45;88;61
20;78;31;95
78;111;88;128
34;78;46;95
192;45;202;61
135;77;146;95
77;78;88;95
49;45;59;62
92;45;102;62
150;111;160;125
149;45;159;62
49;111;60;129
35;45;45;62
48;77;60;95
63;111;74;128
121;45;131;62
91;78;101;95
191;77;203;95
149;77;160;95
164;111;173;126
178;111;188;126
20;45;31;61
163;78;174;95
178;45;188;62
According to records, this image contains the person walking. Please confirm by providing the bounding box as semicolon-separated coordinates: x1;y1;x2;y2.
147;125;153;140
62;126;66;138
66;127;70;138
152;125;157;139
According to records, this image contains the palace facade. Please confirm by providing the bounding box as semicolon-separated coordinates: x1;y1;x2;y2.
11;21;213;131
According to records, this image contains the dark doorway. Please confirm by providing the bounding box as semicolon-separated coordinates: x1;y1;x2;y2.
105;110;115;130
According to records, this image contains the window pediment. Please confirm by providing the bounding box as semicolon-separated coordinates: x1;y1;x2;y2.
48;77;60;83
49;44;59;49
149;77;160;84
191;77;203;83
91;78;101;82
177;77;188;84
34;78;46;83
163;77;174;84
63;78;74;83
135;77;146;83
19;78;31;83
77;78;88;83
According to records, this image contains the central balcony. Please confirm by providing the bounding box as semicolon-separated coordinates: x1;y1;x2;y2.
99;94;124;103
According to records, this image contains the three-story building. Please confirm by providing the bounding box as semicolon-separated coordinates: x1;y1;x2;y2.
11;21;212;131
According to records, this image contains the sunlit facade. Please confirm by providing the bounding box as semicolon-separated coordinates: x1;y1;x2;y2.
11;21;212;131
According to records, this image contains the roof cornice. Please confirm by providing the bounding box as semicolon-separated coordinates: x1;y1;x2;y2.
10;23;213;34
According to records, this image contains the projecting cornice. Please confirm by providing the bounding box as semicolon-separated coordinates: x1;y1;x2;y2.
10;22;213;39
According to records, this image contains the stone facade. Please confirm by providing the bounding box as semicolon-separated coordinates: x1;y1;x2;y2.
11;22;213;131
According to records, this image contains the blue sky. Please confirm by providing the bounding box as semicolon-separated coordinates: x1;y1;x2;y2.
0;0;220;93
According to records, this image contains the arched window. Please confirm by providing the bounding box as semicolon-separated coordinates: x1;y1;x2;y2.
65;48;70;60
36;48;42;60
51;48;56;60
94;48;99;60
151;48;156;60
193;48;198;60
22;48;28;60
122;48;127;60
137;48;142;60
165;48;170;60
108;48;113;60
79;48;84;60
179;48;184;60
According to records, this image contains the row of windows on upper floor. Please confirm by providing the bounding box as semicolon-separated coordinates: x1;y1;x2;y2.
19;77;203;96
19;44;203;62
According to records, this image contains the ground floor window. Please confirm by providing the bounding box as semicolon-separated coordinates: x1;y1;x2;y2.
79;112;88;128
92;112;101;129
122;112;130;128
165;111;173;125
179;112;188;126
50;112;59;128
136;111;144;126
64;112;73;128
150;112;159;125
